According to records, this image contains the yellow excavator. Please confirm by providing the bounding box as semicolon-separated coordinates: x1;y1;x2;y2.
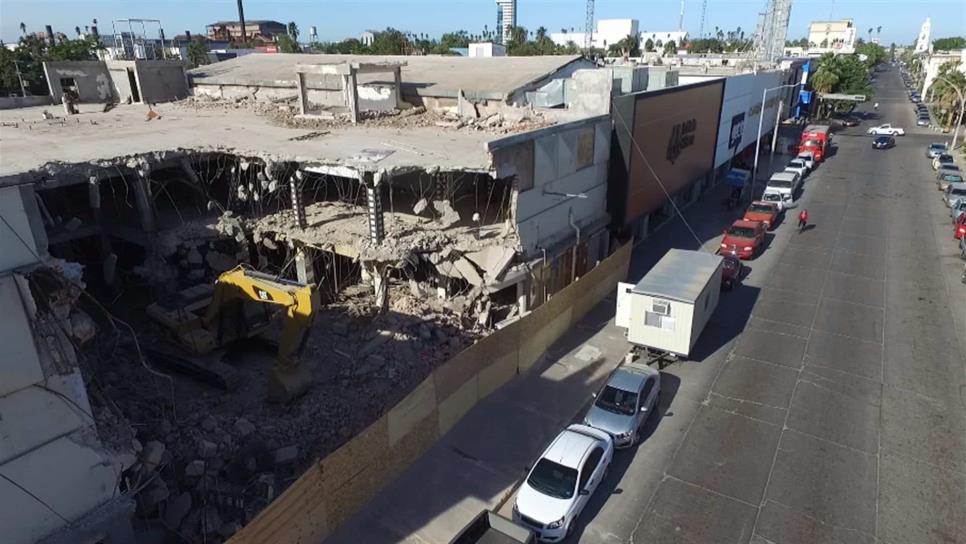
147;265;319;403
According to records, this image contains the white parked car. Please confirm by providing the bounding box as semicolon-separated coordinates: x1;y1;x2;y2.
784;158;809;179
796;152;816;171
513;424;614;541
761;189;789;212
867;124;905;136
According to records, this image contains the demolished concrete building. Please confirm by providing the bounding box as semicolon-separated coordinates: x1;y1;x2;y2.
0;54;613;543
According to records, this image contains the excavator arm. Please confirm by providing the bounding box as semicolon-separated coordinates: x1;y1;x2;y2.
203;266;320;402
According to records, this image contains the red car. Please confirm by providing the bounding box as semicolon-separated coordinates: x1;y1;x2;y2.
743;201;780;230
720;220;766;259
955;212;966;240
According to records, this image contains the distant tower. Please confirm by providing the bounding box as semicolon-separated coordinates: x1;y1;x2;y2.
309;25;318;44
914;17;931;53
585;0;594;49
495;0;517;44
698;0;707;37
753;0;793;63
679;0;685;32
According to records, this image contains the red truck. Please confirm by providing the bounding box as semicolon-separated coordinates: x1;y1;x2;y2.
798;125;832;162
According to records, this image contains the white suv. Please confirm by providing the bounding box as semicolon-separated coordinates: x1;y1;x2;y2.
513;424;614;541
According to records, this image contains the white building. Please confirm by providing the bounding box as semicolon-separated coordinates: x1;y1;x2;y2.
640;30;688;50
360;30;376;47
496;0;517;44
469;42;506;57
915;17;931;54
806;19;856;54
921;49;966;100
549;19;639;51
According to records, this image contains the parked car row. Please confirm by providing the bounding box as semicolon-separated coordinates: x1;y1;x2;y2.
928;143;966;260
512;357;663;540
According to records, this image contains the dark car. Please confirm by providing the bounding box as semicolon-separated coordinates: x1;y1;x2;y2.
873;136;896;149
841;116;860;127
718;252;744;290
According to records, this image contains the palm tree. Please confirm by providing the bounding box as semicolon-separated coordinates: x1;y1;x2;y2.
75;26;82;37
876;26;882;41
287;22;299;40
19;22;26;36
868;27;873;42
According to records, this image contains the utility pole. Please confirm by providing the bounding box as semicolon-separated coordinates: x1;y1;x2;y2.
14;61;27;97
679;0;686;32
236;0;247;44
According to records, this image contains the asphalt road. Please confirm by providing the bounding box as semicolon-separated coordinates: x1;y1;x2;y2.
565;66;966;544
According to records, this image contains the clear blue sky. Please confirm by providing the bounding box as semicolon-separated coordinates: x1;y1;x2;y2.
1;0;962;46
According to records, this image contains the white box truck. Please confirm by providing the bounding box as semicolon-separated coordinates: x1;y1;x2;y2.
616;249;723;363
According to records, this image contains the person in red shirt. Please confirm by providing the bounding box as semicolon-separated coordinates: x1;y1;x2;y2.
798;209;809;232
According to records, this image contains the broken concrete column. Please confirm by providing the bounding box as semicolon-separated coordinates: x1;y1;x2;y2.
516;279;529;314
366;172;386;243
365;262;389;313
295;249;315;285
132;169;156;232
343;71;360;124
289;175;307;230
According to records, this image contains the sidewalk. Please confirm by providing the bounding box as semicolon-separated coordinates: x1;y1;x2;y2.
325;300;628;543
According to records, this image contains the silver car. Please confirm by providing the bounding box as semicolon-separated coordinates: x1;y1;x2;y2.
583;362;661;448
950;199;966;221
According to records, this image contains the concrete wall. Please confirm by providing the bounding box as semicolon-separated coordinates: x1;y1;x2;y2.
0;96;54;109
107;62;136;103
490;115;611;258
226;242;633;544
133;60;189;103
43;61;114;103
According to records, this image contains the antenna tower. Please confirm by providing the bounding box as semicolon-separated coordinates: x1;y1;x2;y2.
585;0;595;50
698;0;708;37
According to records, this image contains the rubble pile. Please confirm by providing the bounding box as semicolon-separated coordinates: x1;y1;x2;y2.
93;274;489;542
176;94;554;135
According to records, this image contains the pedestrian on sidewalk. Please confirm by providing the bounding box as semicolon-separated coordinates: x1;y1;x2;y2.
798;209;809;233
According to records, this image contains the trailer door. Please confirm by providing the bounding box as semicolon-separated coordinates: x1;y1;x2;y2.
615;282;634;329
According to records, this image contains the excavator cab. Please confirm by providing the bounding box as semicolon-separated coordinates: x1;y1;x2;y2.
147;266;319;402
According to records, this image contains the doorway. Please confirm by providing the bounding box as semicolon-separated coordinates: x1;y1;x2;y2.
126;69;140;103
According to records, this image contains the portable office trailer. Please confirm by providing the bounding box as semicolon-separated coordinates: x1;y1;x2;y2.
616;249;723;358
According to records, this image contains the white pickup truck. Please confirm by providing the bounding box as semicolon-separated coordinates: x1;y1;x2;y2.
867;124;905;136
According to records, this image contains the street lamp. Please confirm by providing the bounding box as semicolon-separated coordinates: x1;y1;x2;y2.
751;83;800;200
933;75;965;150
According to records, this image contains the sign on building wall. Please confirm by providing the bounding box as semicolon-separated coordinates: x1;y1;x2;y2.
728;113;745;151
609;79;725;226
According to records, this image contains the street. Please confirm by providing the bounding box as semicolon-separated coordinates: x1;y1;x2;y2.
557;65;966;544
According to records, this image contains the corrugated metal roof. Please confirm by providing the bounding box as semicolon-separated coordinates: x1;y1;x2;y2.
633;249;722;304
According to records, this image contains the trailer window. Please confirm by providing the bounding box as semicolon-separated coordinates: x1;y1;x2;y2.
645;311;675;330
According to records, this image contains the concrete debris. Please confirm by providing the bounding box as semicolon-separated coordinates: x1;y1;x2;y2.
68;310;96;344
64;216;83;232
201;507;222;535
273;445;299;465
186;248;203;265
412;197;429;215
141;441;166;472
198;439;218;459
204;250;236;272
432;200;461;227
163;492;192;529
201;415;218;431
185;460;206;477
453;257;485;286
219;520;243;538
233;418;256;437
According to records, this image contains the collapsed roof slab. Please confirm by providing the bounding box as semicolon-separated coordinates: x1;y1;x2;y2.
189;53;589;102
0;103;493;185
235;200;520;263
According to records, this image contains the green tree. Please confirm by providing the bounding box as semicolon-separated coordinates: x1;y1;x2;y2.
929;60;966;128
370;27;410;55
644;38;654;52
933;36;966;51
609;34;640;57
663;40;677;55
277;34;300;53
187;36;209;67
0;35;101;95
855;41;886;67
287;22;299;41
